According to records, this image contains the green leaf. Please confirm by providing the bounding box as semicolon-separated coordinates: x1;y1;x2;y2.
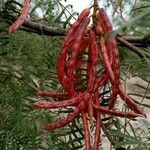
63;12;78;28
114;140;140;149
55;4;72;23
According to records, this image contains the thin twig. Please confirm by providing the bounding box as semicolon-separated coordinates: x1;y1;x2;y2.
11;19;149;45
116;35;145;58
101;122;115;145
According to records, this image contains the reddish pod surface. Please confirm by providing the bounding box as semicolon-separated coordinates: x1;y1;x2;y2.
8;0;30;32
32;8;144;150
7;2;145;149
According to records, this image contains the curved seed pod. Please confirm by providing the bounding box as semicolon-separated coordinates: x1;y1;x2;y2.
67;17;90;74
34;93;86;109
108;39;120;109
38;91;68;98
44;101;85;131
34;99;77;109
8;0;30;32
98;37;115;83
77;8;90;22
75;54;83;90
75;37;89;91
69;37;89;93
57;18;90;95
94;105;143;118
87;30;98;92
95;73;144;115
96;9;120;109
96;8;119;74
119;86;145;115
82;112;90;150
96;8;112;33
62;8;90;47
66;17;90;95
93;73;108;92
94;91;101;150
87;95;94;125
99;37;119;109
57;38;74;91
57;9;90;93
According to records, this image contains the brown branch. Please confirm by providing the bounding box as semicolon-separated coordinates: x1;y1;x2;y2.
21;19;66;36
7;19;150;59
117;35;150;47
101;122;126;150
116;36;147;59
116;36;150;58
19;20;150;46
101;122;115;145
120;35;150;43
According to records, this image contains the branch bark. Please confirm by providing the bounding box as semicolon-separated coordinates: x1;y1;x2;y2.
21;19;66;36
19;20;150;47
8;19;150;58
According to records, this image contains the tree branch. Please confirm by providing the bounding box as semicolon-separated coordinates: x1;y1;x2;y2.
7;19;150;59
21;19;66;36
116;35;150;58
117;36;150;47
19;20;150;47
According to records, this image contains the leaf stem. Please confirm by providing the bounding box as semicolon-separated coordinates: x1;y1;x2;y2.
93;0;99;28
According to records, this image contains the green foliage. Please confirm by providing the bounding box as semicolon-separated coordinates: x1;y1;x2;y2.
0;0;149;150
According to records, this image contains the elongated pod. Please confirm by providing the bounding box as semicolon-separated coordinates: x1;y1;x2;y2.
8;0;30;32
34;93;86;109
87;30;98;92
62;8;90;47
82;112;90;150
66;17;90;95
44;101;85;131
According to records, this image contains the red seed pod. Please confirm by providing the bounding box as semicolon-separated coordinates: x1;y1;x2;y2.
44;101;85;131
75;37;89;90
66;17;90;95
99;38;119;111
119;86;145;115
87;30;98;92
34;93;86;109
96;8;113;33
82;112;90;150
98;37;115;83
94;91;101;150
34;99;77;109
94;105;143;118
67;17;90;73
58;12;90;90
57;38;74;91
96;7;121;110
38;91;68;98
63;8;90;47
87;95;94;125
77;8;90;22
8;0;30;32
108;39;120;109
57;17;90;96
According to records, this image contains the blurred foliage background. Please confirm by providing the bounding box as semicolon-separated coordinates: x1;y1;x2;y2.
0;0;149;149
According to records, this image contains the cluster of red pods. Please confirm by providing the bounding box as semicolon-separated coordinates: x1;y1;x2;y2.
8;1;145;149
34;8;145;149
